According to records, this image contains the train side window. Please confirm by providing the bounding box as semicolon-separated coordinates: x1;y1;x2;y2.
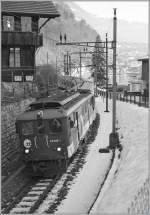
49;118;62;133
82;106;84;115
73;112;77;127
69;114;74;128
90;96;95;110
15;122;19;133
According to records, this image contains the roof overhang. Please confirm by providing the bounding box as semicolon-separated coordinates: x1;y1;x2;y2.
1;1;60;18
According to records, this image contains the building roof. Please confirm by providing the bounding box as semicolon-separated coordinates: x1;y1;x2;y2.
138;56;149;62
1;1;60;18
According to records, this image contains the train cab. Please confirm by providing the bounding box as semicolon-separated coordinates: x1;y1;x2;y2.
16;90;96;176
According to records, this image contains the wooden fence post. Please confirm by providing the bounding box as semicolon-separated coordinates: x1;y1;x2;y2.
144;96;146;107
130;95;131;103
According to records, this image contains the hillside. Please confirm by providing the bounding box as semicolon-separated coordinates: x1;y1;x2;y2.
66;2;148;44
36;1;99;72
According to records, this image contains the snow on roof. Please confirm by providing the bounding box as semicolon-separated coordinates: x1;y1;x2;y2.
138;56;149;62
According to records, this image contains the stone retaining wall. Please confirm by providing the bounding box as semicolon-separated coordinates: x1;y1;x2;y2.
1;98;35;173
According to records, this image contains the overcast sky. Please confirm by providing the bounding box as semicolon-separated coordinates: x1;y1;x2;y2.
75;1;148;24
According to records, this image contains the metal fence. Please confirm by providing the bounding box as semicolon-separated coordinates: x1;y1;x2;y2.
98;89;149;108
127;178;149;214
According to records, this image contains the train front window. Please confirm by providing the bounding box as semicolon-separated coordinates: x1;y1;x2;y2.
22;122;33;135
37;119;45;134
49;119;62;133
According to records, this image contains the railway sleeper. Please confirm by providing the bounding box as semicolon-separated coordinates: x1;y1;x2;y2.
25;159;68;177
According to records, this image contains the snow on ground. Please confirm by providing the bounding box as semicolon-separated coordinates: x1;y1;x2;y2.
91;97;148;213
45;96;148;214
55;98;113;213
55;97;148;213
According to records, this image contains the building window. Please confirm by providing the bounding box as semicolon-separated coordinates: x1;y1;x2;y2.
3;16;14;31
9;48;20;67
21;17;31;32
14;16;21;31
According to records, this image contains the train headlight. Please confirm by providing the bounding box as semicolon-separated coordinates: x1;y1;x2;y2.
25;149;29;154
57;147;61;152
24;139;32;148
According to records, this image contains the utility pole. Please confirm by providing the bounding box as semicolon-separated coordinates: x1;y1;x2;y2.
105;33;109;112
47;52;49;64
64;54;66;74
112;9;117;133
79;50;82;79
69;55;71;76
109;8;119;149
95;45;99;97
95;62;98;97
56;56;58;88
66;51;69;75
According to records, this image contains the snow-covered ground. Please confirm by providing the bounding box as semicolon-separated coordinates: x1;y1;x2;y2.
6;96;148;214
92;98;148;213
54;97;148;213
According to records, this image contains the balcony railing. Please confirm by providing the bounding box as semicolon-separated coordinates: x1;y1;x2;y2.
2;31;43;47
2;66;35;82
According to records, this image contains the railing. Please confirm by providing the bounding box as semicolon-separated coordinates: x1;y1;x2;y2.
2;67;35;82
97;89;149;108
2;31;43;47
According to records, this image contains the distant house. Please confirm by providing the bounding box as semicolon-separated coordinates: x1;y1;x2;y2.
138;57;149;96
1;1;60;82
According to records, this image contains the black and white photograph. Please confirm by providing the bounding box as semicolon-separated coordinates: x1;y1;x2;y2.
1;0;149;214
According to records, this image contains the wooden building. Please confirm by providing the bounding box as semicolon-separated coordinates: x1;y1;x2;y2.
1;1;60;82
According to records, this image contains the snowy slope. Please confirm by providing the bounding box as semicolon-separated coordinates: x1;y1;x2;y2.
55;97;148;213
32;96;148;213
91;98;148;213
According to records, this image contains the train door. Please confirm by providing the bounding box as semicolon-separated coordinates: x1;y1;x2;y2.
87;102;90;125
68;113;79;153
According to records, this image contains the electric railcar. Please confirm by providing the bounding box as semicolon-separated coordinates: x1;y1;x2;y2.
16;90;96;176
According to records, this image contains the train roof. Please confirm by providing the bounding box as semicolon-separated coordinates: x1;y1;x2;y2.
17;90;93;120
31;91;80;108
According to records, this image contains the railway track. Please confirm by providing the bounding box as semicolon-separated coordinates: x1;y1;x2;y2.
3;114;100;214
9;177;60;214
8;154;82;214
